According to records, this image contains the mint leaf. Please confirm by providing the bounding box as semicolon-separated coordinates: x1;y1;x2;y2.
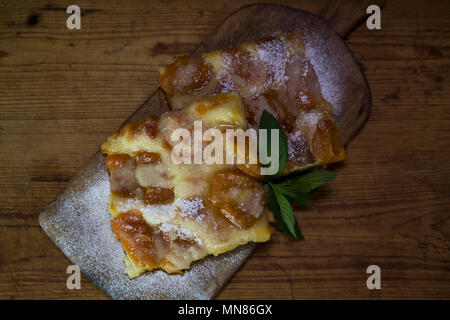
291;193;313;205
290;170;337;193
277;184;313;205
258;110;288;178
259;116;337;239
268;183;304;239
267;183;289;234
276;185;299;198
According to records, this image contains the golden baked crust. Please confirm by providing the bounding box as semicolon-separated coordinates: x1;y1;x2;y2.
159;33;346;174
102;92;273;278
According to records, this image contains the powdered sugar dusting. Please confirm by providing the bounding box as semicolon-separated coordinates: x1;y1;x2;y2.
302;111;321;127
255;37;289;88
174;197;206;222
287;131;309;162
217;69;236;93
159;223;203;246
301;27;345;119
298;90;310;104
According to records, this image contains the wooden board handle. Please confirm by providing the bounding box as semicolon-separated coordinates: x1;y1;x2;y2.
320;0;385;38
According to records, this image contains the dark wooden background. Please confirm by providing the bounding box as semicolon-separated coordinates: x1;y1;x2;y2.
0;0;449;299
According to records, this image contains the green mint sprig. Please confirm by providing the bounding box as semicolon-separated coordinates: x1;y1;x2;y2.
258;110;288;178
258;111;337;239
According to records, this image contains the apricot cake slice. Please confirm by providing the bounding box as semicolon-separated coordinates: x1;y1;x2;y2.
159;33;346;174
101;92;273;278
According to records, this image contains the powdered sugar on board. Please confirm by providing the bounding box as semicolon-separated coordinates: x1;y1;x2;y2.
301;29;344;119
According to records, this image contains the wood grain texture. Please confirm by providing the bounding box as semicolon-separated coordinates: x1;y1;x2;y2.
320;0;385;38
0;0;449;299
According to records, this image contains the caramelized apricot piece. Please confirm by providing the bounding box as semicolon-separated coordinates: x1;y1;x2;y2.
159;55;212;95
135;151;161;165
105;154;133;170
120;116;158;139
106;154;138;198
205;170;265;229
142;186;174;205
311;120;346;164
111;211;168;269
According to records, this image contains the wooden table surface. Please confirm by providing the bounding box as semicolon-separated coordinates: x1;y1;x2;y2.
0;0;449;299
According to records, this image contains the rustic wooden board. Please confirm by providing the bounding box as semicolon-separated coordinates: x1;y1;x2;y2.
0;0;449;299
39;2;371;299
